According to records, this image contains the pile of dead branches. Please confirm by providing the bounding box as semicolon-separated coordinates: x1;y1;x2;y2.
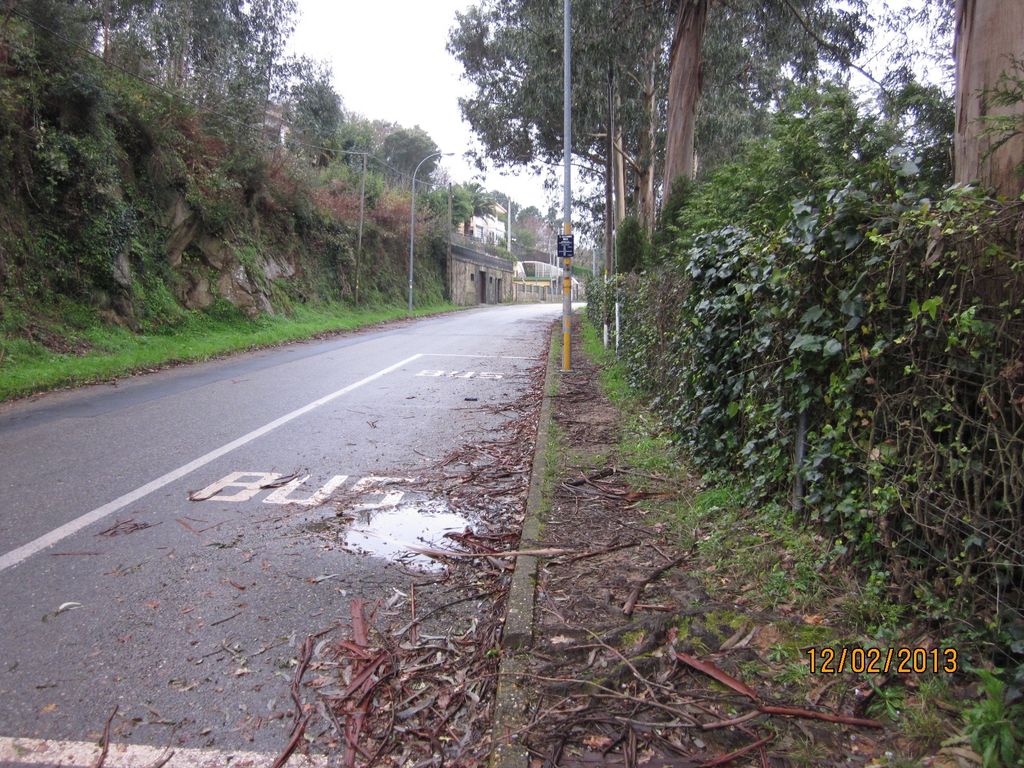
522;629;882;768
320;590;503;767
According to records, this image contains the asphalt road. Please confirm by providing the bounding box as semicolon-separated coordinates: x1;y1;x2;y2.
0;302;561;765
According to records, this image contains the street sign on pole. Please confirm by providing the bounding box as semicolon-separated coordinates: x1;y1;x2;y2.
557;234;574;262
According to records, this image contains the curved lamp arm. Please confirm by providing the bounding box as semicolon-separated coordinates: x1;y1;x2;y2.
408;151;451;314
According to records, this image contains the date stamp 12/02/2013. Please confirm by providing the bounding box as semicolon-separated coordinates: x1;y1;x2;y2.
806;647;959;675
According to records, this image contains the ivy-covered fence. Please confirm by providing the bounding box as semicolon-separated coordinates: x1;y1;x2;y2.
590;188;1024;627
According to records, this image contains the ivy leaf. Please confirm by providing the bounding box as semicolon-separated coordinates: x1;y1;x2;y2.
898;158;920;177
823;338;844;357
910;297;942;321
840;296;864;317
789;334;825;353
922;296;942;320
800;305;825;324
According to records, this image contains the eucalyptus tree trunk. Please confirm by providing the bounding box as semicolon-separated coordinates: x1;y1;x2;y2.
637;45;658;233
664;0;708;188
954;0;1024;198
170;3;192;90
101;0;111;61
613;92;626;229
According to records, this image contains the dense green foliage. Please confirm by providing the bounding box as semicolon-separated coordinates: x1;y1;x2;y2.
965;669;1024;768
450;182;496;231
615;216;648;274
289;60;345;166
589;86;1024;637
0;1;453;395
380;126;441;180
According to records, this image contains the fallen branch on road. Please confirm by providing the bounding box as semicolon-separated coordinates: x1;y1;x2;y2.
698;734;774;767
90;705;118;768
674;652;883;729
549;540;642;565
96;517;160;537
271;712;311;768
406;544;571;559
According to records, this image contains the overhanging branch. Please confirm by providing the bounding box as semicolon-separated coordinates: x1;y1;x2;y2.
779;0;889;94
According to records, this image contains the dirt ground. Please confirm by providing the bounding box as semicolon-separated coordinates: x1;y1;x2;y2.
510;343;961;768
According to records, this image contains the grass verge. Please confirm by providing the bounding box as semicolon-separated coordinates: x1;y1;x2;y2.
581;320;891;627
577;319;991;764
0;301;459;401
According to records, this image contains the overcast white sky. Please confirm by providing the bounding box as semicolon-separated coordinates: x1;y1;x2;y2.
289;0;558;213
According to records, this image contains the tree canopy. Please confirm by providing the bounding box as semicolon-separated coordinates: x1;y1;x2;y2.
380;126;442;181
289;59;344;166
449;0;871;233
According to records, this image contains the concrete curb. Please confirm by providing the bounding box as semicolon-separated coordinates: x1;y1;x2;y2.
490;324;559;768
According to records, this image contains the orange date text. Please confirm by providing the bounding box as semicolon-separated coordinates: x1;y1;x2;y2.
806;647;958;675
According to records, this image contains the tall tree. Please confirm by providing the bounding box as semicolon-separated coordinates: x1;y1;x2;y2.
449;0;673;234
664;1;706;185
288;59;343;166
953;0;1024;198
380;125;440;181
451;0;868;234
664;0;868;189
95;0;297;122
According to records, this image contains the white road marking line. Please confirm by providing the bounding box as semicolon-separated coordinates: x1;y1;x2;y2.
0;354;423;573
0;735;327;767
415;370;505;379
420;353;541;360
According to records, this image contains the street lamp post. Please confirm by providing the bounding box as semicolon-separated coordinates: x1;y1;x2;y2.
408;151;447;315
561;0;572;371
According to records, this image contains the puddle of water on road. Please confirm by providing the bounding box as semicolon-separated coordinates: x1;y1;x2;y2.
327;499;474;570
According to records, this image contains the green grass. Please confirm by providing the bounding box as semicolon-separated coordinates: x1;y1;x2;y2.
580;321;630;405
580;321;678;475
0;301;458;401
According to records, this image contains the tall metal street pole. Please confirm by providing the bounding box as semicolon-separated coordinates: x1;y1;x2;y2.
408;150;444;315
356;152;367;306
447;183;453;301
604;62;614;348
561;0;572;372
